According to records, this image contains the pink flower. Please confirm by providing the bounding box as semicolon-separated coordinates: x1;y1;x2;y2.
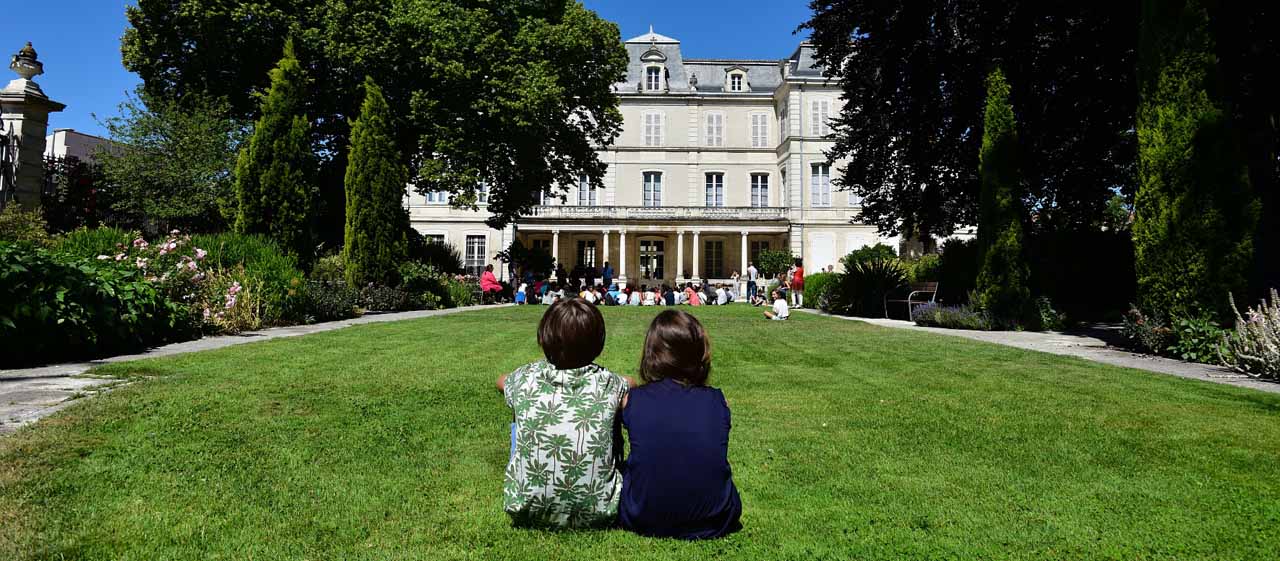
194;248;207;261
132;238;149;249
229;282;242;295
135;257;149;269
202;308;212;321
186;261;198;271
165;241;178;252
225;295;237;309
115;253;126;261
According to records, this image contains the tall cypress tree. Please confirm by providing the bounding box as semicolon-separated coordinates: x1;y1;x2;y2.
975;67;1034;329
1135;0;1260;324
343;77;408;288
234;39;314;269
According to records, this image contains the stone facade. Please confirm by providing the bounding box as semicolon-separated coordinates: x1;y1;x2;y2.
407;29;899;286
0;42;64;208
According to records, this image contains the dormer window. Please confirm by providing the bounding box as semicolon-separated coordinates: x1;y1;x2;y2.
646;67;662;91
725;67;750;93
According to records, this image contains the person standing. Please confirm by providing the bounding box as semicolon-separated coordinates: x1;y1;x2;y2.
746;262;758;302
790;260;805;309
602;261;614;289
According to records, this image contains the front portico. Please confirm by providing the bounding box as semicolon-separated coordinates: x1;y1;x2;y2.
518;205;788;291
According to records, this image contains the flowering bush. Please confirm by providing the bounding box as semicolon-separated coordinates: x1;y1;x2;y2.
1122;305;1173;355
1222;290;1280;379
447;274;480;308
96;230;213;332
913;303;991;330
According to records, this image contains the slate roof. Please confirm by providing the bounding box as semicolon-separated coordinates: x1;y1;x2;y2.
615;29;826;94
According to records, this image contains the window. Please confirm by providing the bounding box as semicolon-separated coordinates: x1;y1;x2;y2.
705;112;724;147
643;172;663;207
646;66;663;91
539;189;552;206
576;240;597;268
781;169;788;205
576;174;597;206
750;241;770;264
780;105;789;140
810;99;832;137
639;240;665;280
643;112;664;146
423;234;445;245
465;235;486;277
703;240;725;279
477;181;489;204
425;190;449;204
730;73;744;92
751;114;770;148
811;163;831;207
704;173;724;207
751;173;769;207
532;238;551;253
849;189;863;207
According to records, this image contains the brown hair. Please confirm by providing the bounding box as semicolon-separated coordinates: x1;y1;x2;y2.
640;309;712;385
538;298;606;369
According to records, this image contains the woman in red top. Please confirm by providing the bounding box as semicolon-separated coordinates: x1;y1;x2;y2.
480;264;503;296
790;260;804;309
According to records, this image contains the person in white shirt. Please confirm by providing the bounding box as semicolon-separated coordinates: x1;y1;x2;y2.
746;262;759;302
764;290;790;321
628;288;642;306
715;285;728;306
642;286;657;306
580;286;596;304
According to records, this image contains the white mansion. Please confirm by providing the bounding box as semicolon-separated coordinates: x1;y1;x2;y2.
406;28;899;286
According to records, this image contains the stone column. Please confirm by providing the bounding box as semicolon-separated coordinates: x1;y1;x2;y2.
550;229;561;280
618;229;628;287
602;229;610;281
0;43;65;208
691;230;701;282
676;230;686;283
740;231;749;297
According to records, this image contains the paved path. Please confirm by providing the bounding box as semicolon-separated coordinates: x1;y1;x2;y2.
0;305;512;435
802;310;1280;395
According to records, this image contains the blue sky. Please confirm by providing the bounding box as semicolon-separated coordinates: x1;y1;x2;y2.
0;1;814;138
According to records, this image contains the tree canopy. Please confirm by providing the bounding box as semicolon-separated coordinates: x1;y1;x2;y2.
802;1;1138;240
123;0;629;229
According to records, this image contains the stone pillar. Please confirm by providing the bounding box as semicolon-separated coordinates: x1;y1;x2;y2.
740;231;749;297
0;43;65;208
602;229;610;281
618;229;628;287
676;230;686;283
691;230;701;282
550;229;561;280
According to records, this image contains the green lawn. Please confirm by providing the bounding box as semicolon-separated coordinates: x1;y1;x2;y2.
2;306;1278;560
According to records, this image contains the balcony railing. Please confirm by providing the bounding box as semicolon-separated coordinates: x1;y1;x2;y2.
523;205;787;221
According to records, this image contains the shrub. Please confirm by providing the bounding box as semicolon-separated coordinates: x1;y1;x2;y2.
905;253;941;283
913;303;990;330
201;267;265;333
1122;305;1173;356
1037;297;1067;332
0;242;191;367
398;261;448;310
408;236;465;275
937;238;980;305
310;254;346;283
841;243;897;269
190;232;304;325
53;227;138;260
447;276;478;308
1166;315;1227;365
359;285;419;312
1222;290;1280;379
803;272;838;310
0;204;52;246
299;281;359;323
826;259;908;317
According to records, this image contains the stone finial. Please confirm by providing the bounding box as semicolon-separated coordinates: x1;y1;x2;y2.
10;42;44;81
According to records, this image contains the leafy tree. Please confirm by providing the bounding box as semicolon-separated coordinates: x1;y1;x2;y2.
756;249;797;280
496;239;554;280
122;1;628;230
974;68;1034;329
42;156;108;233
1135;0;1259;324
343;77;408;287
96;91;246;234
841;243;897;269
803;1;1138;242
234;40;315;269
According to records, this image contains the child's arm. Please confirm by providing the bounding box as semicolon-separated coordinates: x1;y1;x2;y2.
621;375;638;389
496;373;508;393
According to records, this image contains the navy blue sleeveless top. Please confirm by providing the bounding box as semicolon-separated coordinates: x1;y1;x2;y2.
620;378;742;539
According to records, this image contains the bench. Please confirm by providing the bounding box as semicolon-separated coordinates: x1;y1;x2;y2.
884;282;939;320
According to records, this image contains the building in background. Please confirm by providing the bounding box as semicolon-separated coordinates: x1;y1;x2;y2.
407;28;901;286
44;128;118;162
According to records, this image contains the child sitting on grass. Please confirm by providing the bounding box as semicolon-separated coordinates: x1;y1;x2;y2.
763;290;789;320
620;310;742;540
496;299;632;528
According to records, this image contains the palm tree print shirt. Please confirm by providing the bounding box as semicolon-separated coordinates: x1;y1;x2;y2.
503;360;628;528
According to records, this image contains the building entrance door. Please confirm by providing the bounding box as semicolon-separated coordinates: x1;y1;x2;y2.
639;240;665;281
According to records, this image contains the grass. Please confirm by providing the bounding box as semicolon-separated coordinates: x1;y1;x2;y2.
2;305;1279;560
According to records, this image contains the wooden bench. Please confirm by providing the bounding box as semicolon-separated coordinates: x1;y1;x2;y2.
884;282;939;320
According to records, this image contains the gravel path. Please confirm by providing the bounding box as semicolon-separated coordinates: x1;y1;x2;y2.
801;310;1280;395
0;305;512;435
